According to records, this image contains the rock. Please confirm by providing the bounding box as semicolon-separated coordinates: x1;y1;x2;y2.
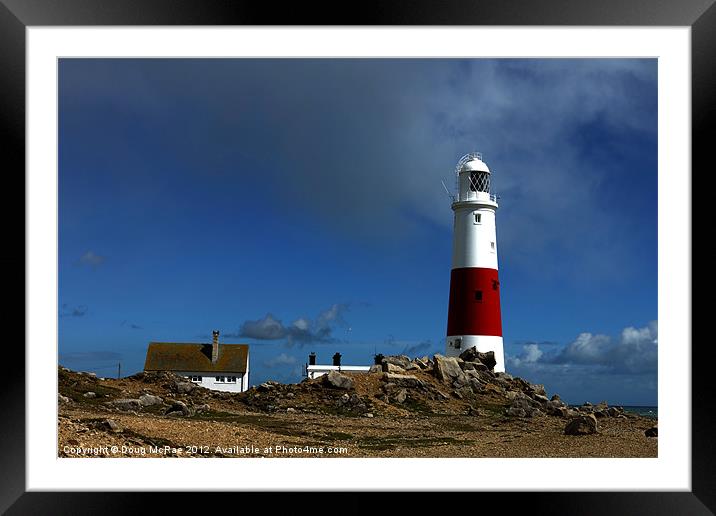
393;389;407;404
461;361;489;372
337;393;351;406
645;426;658;437
564;414;598;435
166;400;194;417
138;394;163;406
286;407;296;413
413;357;429;369
58;393;70;403
530;384;547;397
368;364;383;373
607;407;622;417
594;410;609;418
506;406;527;418
507;396;542;417
286;392;295;398
458;348;497;370
381;372;424;388
468;378;484;393
257;382;275;392
495;372;513;381
433;354;463;382
383;363;406;373
364;413;374;418
196;403;210;413
322;371;354;390
404;363;420;371
83;391;96;398
456;386;474;399
550;395;567;408
531;393;550;405
108;399;143;411
103;419;123;433
452;373;470;389
175;381;195;394
545;400;568;417
382;355;411;369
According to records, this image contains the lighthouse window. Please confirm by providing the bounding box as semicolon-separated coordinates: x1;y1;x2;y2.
491;241;495;250
474;212;481;224
475;290;483;302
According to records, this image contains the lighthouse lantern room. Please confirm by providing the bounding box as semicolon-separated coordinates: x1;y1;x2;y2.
446;152;505;372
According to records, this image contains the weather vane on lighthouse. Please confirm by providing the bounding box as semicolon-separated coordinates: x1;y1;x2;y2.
445;152;505;372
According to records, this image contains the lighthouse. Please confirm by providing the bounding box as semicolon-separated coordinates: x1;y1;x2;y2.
445;152;505;372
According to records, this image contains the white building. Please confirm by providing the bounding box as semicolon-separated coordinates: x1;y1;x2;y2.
144;331;249;392
305;352;371;379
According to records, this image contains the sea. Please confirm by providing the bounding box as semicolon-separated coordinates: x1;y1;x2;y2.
621;406;658;419
568;405;658;419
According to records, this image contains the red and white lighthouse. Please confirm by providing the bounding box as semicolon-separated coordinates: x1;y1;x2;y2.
446;152;505;372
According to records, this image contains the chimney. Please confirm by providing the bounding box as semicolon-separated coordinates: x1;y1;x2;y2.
212;330;220;363
308;352;316;366
332;352;342;367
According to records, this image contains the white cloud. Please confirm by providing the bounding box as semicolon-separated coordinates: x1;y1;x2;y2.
263;353;298;368
507;343;544;368
510;321;658;375
79;251;105;267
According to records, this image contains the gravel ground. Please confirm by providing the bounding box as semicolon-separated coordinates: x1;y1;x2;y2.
58;406;657;458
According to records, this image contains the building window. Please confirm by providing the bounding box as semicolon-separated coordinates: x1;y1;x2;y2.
475;290;483;302
215;375;237;383
474;212;481;224
491;241;495;251
189;375;202;383
454;338;462;349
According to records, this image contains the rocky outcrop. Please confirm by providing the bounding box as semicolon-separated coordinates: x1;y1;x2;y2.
645;425;658;437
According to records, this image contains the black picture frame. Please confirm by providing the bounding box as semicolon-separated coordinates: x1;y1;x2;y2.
2;0;709;513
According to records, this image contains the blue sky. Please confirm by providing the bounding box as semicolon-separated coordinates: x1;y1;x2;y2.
58;58;657;405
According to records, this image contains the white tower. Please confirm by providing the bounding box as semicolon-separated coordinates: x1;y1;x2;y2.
445;152;505;372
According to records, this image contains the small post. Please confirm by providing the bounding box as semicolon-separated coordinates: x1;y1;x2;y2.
117;362;121;379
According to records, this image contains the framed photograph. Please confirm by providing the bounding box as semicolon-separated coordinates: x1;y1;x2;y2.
5;0;710;512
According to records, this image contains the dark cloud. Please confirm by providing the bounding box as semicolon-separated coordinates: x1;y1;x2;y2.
59;351;122;362
79;251;106;267
233;304;349;346
62;59;655;280
60;304;87;317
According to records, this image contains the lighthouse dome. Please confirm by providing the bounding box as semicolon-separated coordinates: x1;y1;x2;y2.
459;157;490;174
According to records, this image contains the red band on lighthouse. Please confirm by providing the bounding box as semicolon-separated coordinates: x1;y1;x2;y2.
447;267;502;337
